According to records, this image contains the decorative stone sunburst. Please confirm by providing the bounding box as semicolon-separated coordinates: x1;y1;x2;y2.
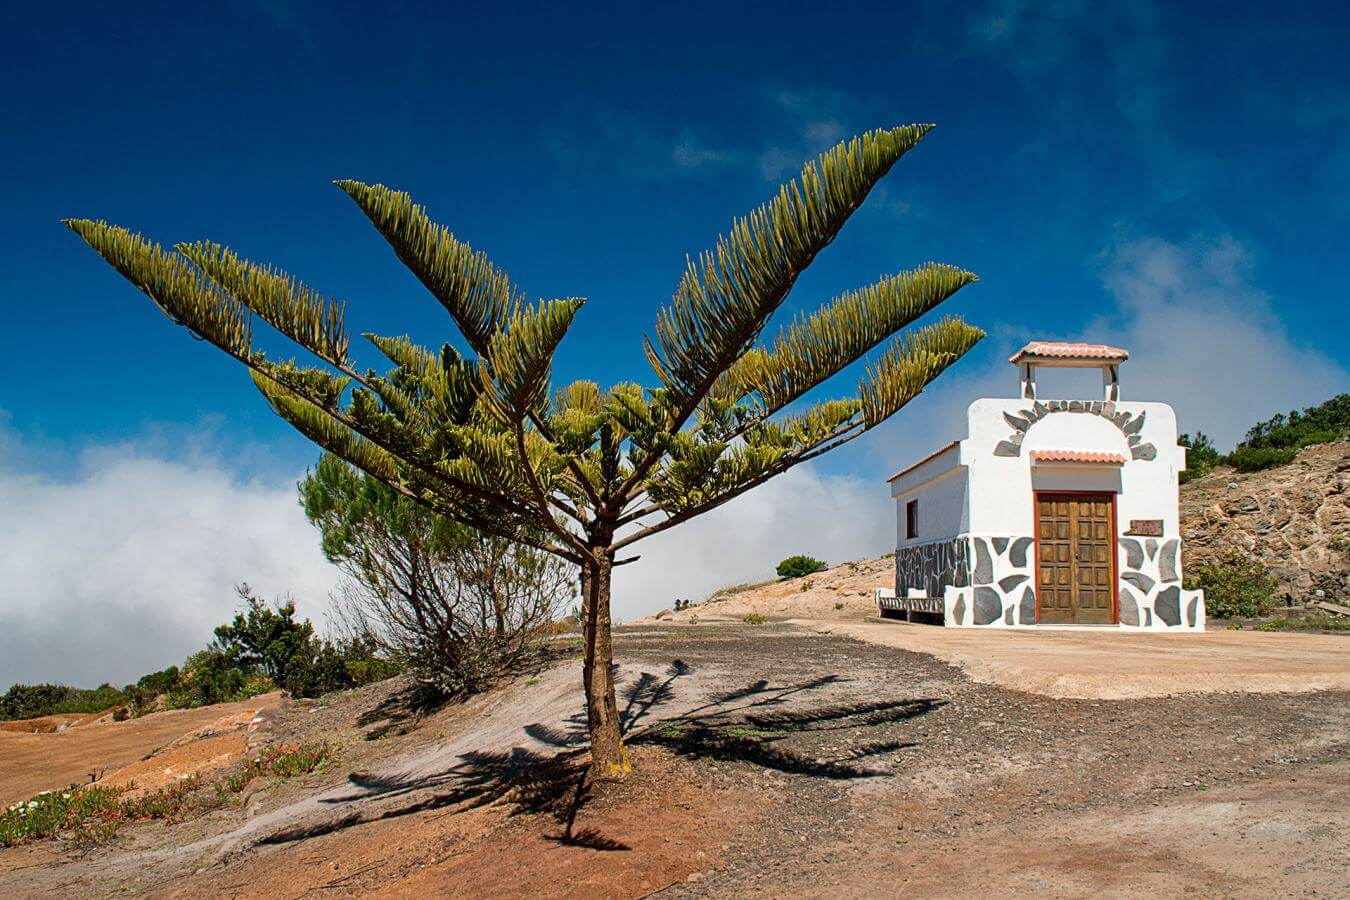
993;400;1157;460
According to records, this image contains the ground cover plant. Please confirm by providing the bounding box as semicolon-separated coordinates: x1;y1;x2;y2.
67;124;982;777
0;741;336;848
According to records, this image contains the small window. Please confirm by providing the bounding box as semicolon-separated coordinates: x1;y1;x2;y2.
905;499;919;539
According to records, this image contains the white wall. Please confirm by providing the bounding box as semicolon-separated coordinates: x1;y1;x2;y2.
893;467;968;548
962;398;1185;539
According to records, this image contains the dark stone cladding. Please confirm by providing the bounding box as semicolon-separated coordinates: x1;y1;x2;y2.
895;538;970;599
992;400;1157;461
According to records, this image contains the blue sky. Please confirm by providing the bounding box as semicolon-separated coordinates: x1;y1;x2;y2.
1;1;1347;686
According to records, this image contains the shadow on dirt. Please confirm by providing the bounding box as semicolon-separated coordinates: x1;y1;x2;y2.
261;661;941;849
355;681;451;741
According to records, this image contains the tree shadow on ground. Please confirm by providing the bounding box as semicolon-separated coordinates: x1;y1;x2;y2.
355;681;453;741
267;662;941;849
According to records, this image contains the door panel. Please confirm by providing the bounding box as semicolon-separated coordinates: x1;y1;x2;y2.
1035;493;1116;625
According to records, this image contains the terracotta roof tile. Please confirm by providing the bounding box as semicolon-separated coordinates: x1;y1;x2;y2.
1009;341;1129;364
1030;449;1127;464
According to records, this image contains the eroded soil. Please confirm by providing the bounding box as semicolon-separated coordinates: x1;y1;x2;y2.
2;625;1346;898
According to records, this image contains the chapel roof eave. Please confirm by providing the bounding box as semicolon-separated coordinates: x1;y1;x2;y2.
1009;341;1129;365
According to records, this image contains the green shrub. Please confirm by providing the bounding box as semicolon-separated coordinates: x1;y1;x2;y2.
136;665;181;696
1225;445;1297;473
282;642;352;698
1240;394;1350;450
0;683;130;721
776;555;827;579
1184;552;1278;619
167;650;270;708
742;613;767;625
343;655;404;687
1179;432;1221;484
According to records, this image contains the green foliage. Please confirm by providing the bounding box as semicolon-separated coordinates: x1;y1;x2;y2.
68;126;983;773
776;555;827;579
213;585;316;686
1241;394;1350;450
4;596;395;720
1225;445;1298;473
1178;432;1221;484
136;665;181;696
1184;552;1278;619
301;454;570;697
742;613;768;625
66;126;981;563
1182;395;1349;482
1257;614;1350;633
235;740;336;784
0;683;129;721
2;742;336;848
167;649;273;709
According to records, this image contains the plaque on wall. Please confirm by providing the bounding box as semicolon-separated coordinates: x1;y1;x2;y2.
1126;519;1164;536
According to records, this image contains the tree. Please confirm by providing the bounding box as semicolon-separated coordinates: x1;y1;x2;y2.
214;584;317;688
66;125;982;778
301;452;573;694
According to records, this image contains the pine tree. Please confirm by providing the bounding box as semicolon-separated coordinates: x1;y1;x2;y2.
66;125;982;778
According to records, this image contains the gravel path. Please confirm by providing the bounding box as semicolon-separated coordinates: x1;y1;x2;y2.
610;624;1350;897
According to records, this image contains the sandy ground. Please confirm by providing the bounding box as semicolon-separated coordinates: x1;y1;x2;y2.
804;619;1350;698
3;625;1346;898
0;694;280;807
646;552;1350;700
644;555;893;623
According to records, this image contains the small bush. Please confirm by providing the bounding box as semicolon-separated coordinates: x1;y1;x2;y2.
776;555;827;579
742;613;767;625
1225;445;1297;473
136;666;181;696
166;650;270;709
1184;552;1278;619
1179;432;1221;484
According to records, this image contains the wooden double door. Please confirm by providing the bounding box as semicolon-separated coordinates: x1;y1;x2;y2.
1035;492;1116;625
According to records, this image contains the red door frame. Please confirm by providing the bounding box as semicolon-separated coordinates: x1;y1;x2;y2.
1031;490;1119;625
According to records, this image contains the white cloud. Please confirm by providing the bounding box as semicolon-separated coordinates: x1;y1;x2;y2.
612;465;893;621
0;431;340;691
1093;234;1347;446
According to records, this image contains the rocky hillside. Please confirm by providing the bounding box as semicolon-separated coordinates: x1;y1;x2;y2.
1180;440;1349;604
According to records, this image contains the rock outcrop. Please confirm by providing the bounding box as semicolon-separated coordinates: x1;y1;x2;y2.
1180;441;1349;603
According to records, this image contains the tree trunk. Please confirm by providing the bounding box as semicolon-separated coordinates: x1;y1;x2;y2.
580;552;629;779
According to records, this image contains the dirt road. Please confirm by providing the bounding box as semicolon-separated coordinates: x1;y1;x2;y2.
2;626;1346;898
804;618;1350;698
